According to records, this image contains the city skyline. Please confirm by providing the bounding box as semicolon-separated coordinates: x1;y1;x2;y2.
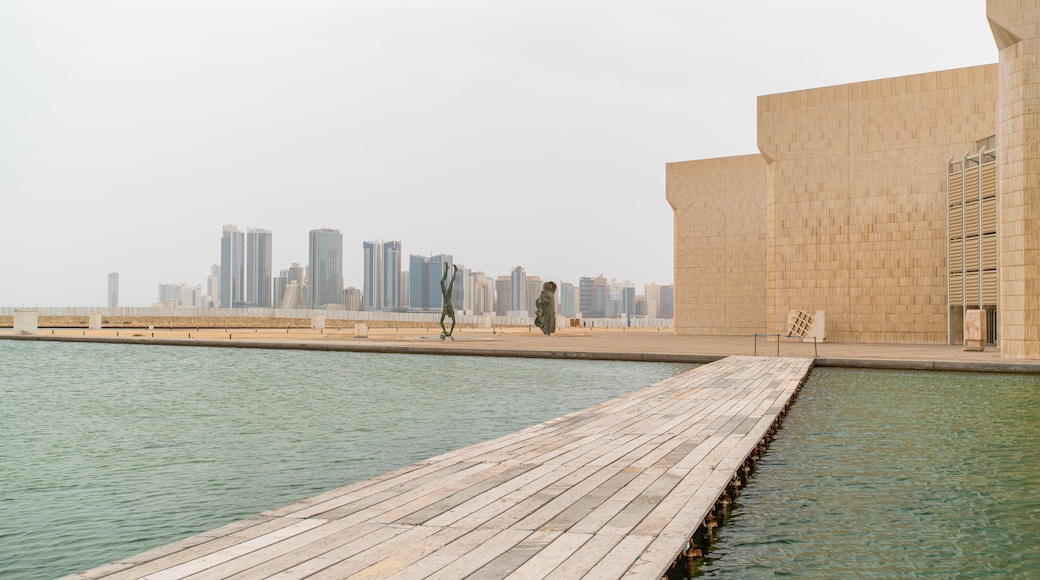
145;225;670;317
0;2;996;307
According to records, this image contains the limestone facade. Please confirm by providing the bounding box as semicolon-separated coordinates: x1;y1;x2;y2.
761;66;998;344
666;155;766;335
989;1;1040;358
667;1;1040;355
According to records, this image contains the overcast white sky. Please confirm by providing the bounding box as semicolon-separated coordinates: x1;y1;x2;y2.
0;1;997;307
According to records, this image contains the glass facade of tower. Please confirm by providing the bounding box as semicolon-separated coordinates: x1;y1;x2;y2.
579;275;608;318
428;254;452;311
220;225;245;308
308;228;343;309
559;282;576;317
408;255;428;310
510;266;527;313
246;228;272;307
107;272;119;308
363;241;382;311
382;241;401;312
407;253;452;311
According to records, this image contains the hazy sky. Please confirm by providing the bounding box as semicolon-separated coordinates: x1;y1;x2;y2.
0;1;997;307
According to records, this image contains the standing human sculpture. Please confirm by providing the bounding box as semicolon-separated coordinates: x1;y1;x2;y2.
534;280;557;336
440;263;459;340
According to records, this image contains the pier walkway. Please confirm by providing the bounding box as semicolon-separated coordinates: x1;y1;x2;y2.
68;356;813;580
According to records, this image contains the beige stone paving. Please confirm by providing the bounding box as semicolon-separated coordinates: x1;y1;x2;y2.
3;325;1026;368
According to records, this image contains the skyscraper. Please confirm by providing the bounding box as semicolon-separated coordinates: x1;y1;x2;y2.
246;228;272;307
644;283;661;319
559;282;576;317
495;276;512;316
659;285;674;319
622;284;636;316
510;266;527;314
363;241;382;311
472;272;493;315
382;241;401;312
107;272;119;308
579;275;608;319
309;228;343;309
400;271;410;310
451;265;467;311
158;283;202;307
273;270;287;310
408;255;429;311
408;254;452;311
525;276;542;317
207;265;220;307
428;254;452;310
220;225;245;308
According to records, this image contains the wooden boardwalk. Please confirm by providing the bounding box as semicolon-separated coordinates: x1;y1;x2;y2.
67;356;813;580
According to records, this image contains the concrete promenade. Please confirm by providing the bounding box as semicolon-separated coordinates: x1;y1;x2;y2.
4;325;1040;373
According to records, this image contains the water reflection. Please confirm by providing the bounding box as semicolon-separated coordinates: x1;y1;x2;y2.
690;367;1040;578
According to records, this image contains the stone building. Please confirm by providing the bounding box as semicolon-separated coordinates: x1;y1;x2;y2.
667;2;1040;358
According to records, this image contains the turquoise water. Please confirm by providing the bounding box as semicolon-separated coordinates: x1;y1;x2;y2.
0;340;692;579
692;367;1040;578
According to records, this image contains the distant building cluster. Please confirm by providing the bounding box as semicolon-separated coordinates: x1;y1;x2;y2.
147;226;672;319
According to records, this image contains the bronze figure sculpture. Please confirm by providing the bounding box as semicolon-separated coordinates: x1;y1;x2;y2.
440;263;459;340
534;280;557;335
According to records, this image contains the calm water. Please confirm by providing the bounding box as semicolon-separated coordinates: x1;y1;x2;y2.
0;340;692;579
692;367;1040;579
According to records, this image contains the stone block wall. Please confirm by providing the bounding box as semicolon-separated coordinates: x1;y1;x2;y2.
666;155;767;335
989;1;1040;358
758;65;997;343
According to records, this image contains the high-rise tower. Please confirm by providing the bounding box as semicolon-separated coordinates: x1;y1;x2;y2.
247;228;272;307
363;241;383;311
382;241;401;312
510;266;527;314
220;225;245;308
107;272;119;308
309;228;343;309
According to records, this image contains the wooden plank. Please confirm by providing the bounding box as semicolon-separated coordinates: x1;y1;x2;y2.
502;532;593;579
142;519;328;580
274;460;485;519
343;525;474;579
420;463;574;528
388;464;537;525
413;529;534;580
466;530;562;579
441;463;590;530
509;464;628;531
538;467;644;531
316;462;500;521
219;523;385;580
545;532;626;578
580;533;654;580
281;524;443;580
183;519;374;579
98;518;311;580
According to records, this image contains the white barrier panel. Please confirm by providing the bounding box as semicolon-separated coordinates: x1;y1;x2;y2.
13;310;38;335
311;314;326;330
89;313;102;330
